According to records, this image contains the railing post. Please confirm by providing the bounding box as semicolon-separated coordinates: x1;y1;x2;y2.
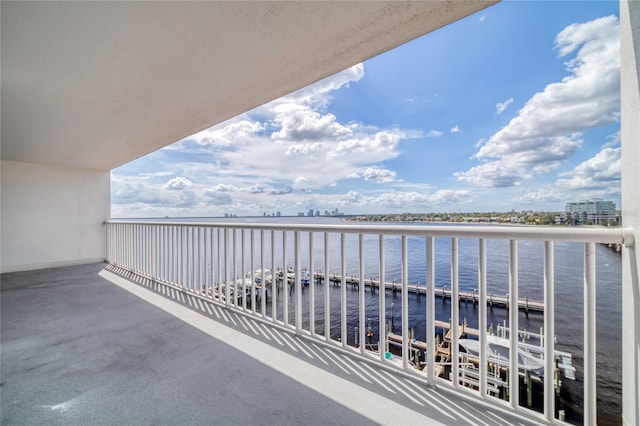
621;3;640;424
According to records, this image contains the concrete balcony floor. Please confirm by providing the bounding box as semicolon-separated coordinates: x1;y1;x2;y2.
2;263;543;425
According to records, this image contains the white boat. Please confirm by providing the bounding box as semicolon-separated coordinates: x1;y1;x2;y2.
459;333;575;380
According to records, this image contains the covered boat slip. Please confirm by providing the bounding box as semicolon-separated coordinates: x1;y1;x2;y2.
1;262;544;425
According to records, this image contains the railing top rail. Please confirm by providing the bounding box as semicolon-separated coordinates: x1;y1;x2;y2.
105;220;634;246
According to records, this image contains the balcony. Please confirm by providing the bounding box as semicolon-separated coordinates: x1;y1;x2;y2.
2;3;639;424
6;220;628;424
4;261;547;426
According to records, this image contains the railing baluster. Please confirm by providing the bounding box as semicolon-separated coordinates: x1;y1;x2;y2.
261;230;266;317
181;226;186;290
232;229;237;307
379;235;386;363
402;235;409;370
544;241;555;421
224;228;230;307
191;226;196;292
251;229;256;314
271;230;276;323
509;239;519;409
283;230;288;326
341;232;347;348
151;225;156;284
324;232;330;341
359;233;365;355
242;229;246;310
452;237;459;386
167;226;171;284
295;231;302;333
309;232;315;335
198;227;203;294
132;224;136;272
426;236;435;385
584;242;597;425
479;238;487;397
218;228;223;300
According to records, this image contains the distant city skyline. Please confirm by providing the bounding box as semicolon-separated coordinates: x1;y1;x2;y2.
112;1;621;218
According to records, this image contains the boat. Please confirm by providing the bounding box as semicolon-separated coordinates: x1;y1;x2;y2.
458;331;575;380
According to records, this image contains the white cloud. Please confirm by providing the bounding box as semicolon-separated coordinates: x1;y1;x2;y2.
557;147;620;190
214;183;237;192
495;97;514;115
450;125;462;133
271;104;353;141
269;63;365;111
602;130;621;148
515;146;620;204
369;190;472;208
242;184;268;194
191;120;264;147
455;160;531;188
362;168;398;183
428;189;473;204
285;142;323;155
426;130;443;137
458;15;620;188
332;131;402;157
345;191;363;203
163;177;193;190
479;15;486;22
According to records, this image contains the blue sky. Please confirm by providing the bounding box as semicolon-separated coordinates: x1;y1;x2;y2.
112;1;621;217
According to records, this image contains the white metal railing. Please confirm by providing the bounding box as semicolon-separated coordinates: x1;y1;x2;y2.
104;220;633;424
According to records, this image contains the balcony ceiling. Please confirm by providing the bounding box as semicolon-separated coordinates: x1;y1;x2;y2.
1;1;495;171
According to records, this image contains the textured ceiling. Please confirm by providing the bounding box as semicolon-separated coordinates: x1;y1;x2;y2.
1;1;495;170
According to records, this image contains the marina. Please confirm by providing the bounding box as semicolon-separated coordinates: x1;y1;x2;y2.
210;267;573;410
232;268;545;313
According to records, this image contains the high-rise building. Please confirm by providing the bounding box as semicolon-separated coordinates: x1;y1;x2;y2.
565;200;618;225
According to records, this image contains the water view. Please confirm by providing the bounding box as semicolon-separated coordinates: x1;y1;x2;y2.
123;216;622;424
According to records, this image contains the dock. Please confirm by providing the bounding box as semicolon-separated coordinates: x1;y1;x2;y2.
308;271;544;313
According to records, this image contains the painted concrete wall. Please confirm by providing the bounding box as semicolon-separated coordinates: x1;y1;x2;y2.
620;1;640;425
1;160;110;273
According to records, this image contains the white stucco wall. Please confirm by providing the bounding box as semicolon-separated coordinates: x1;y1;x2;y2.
1;160;110;273
620;1;640;425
